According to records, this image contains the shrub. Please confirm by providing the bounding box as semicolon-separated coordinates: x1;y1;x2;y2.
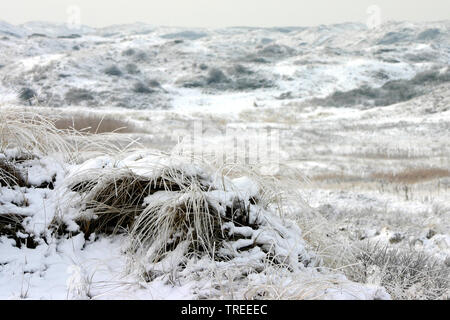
411;68;450;85
377;31;412;45
206;68;229;84
311;68;450;108
231;64;253;75
0;158;26;187
58;34;81;39
125;63;139;74
19;88;36;104
68;156;315;275
243;54;269;64
122;48;135;56
147;79;161;88
28;33;47;38
0;212;36;248
353;243;449;299
133;82;154;94
179;77;206;88
133;51;148;62
65;88;95;105
104;65;123;76
258;44;295;58
417;28;441;41
161;31;208;40
234;78;273;90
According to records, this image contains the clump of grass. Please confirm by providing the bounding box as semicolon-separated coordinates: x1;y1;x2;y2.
53;114;143;134
0;156;37;247
125;63;139;75
161;31;207;40
132;82;155;94
258;44;295;58
19;88;37;105
70;164;217;241
65;88;95;105
206;68;229;85
0;108;140;164
0;110;72;158
0;213;37;248
122;48;136;56
71;168;190;236
0;158;26;187
371;168;450;184
242;268;384;300
311;68;450;108
352;242;449;300
133;51;148;62
230;64;253;75
104;65;123;77
67;155;314;278
147;79;162;88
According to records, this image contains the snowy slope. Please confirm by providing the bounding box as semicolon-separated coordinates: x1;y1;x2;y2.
0;20;449;110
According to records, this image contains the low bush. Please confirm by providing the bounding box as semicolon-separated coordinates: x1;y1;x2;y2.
19;88;36;104
65;88;95;105
104;65;123;77
353;243;449;300
133;82;154;94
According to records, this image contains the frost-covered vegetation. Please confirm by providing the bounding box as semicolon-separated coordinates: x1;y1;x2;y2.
0;20;449;300
0;110;393;300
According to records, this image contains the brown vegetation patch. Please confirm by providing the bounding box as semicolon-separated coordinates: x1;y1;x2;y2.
371;168;450;184
53;115;145;134
311;173;363;183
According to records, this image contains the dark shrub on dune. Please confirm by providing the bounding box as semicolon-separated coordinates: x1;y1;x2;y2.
377;31;413;45
133;82;155;94
19;88;36;104
231;64;254;75
234;78;273;90
147;79;162;88
206;68;229;85
104;65;123;76
125;63;140;74
161;31;208;40
58;34;81;39
122;48;136;56
65;88;95;105
312;68;450;108
417;28;441;41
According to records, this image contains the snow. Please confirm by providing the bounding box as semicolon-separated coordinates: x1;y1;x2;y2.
1;19;449;300
0;233;190;299
0;151;392;299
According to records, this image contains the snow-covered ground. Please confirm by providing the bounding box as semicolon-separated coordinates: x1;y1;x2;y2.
0;20;449;299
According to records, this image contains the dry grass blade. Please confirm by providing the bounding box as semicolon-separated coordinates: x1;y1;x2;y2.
0;159;26;187
0;109;72;159
353;242;449;300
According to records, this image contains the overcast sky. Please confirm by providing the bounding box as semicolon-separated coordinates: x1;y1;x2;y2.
1;0;449;28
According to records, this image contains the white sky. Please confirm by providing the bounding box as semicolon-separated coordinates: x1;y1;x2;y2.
1;0;449;28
